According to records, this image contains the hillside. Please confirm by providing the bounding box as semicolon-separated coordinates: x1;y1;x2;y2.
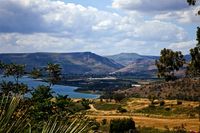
107;53;159;66
124;78;200;101
107;53;190;77
107;53;158;76
0;52;123;74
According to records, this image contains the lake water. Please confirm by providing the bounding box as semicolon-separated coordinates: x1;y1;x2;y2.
0;76;99;99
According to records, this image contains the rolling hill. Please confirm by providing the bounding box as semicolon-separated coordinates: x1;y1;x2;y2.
107;53;158;76
0;52;190;77
0;52;123;74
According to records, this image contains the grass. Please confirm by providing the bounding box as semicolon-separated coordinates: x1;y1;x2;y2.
93;102;121;111
134;105;199;117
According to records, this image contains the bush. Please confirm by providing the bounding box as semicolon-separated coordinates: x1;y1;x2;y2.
94;103;120;111
109;118;136;133
113;93;126;102
177;100;182;105
91;121;100;131
117;106;127;113
102;119;107;125
160;100;165;106
165;107;171;111
81;98;90;109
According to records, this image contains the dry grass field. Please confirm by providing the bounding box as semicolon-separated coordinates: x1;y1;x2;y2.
87;98;200;132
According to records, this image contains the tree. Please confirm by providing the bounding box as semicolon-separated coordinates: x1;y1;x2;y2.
30;85;54;124
109;118;136;133
30;67;42;79
0;62;29;95
3;63;25;84
187;0;196;5
156;48;185;81
45;63;61;87
113;93;126;103
187;27;200;77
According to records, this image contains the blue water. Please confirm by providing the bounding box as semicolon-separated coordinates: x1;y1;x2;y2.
0;76;99;99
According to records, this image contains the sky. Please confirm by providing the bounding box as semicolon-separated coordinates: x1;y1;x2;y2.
0;0;199;55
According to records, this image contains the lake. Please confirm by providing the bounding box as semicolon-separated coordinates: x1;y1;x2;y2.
0;76;99;99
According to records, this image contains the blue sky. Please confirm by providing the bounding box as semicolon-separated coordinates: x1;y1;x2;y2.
0;0;199;55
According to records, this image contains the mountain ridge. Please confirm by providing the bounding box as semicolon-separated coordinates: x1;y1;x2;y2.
0;52;190;76
0;52;123;74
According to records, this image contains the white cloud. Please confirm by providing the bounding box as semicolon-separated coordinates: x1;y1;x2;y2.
0;0;193;55
154;6;200;24
131;20;187;42
168;40;196;54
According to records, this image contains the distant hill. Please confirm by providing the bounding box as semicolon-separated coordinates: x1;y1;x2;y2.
0;52;191;76
107;53;158;76
107;53;190;77
107;53;159;66
0;52;123;74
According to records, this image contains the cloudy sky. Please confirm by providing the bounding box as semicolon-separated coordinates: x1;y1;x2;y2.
0;0;199;55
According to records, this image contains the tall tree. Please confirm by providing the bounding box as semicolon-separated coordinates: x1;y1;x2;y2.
187;27;200;77
156;48;185;81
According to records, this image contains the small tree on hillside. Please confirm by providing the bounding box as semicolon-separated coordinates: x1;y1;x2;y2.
156;48;185;81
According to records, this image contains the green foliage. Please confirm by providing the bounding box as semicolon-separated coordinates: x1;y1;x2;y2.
0;95;31;133
101;119;107;125
94;103;120;111
113;93;126;102
177;100;182;105
3;63;25;84
148;94;157;105
156;48;185;81
81;98;91;109
0;95;94;133
117;106;127;113
0;81;29;95
42;116;93;133
45;63;61;87
91;121;100;131
30;68;42;79
187;27;200;77
135;105;198;117
30;85;54;124
31;85;53;102
159;100;165;106
0;62;29;95
0;61;96;132
109;118;136;133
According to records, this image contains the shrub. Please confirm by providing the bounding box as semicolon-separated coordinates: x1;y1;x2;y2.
109;118;136;133
102;119;107;125
177;100;182;105
160;100;165;106
165;107;171;111
113;93;126;102
117;106;127;113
